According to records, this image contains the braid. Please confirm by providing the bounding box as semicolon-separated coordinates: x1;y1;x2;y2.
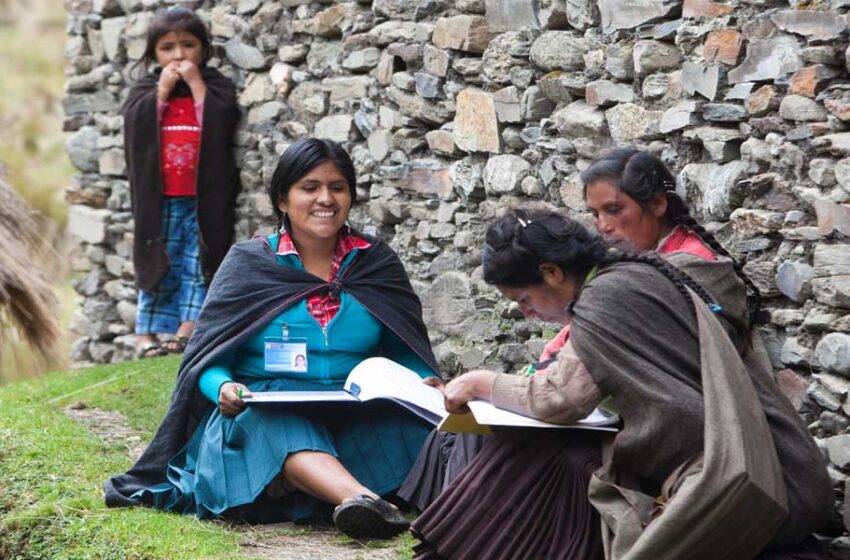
667;195;763;325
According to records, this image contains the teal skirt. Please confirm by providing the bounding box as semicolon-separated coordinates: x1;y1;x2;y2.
133;377;431;521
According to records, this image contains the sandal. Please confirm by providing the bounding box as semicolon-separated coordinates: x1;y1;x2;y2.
161;335;188;354
135;341;166;360
332;494;409;540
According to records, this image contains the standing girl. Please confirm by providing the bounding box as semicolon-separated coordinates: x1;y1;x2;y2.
124;7;239;358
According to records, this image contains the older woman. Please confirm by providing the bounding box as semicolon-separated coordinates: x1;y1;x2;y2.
105;139;441;539
411;209;831;560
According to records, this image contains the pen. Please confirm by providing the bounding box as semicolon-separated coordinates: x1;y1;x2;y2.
237;388;243;399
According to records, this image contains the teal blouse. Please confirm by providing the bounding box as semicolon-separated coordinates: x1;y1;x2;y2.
198;244;435;402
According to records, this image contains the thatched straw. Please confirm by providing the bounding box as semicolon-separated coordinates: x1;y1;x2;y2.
0;163;62;365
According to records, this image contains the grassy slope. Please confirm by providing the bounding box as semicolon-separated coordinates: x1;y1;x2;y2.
0;356;415;559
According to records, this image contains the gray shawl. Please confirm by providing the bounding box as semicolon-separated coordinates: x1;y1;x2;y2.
571;260;832;548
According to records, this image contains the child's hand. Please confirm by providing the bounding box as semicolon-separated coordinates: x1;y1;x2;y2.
176;60;202;87
157;62;181;101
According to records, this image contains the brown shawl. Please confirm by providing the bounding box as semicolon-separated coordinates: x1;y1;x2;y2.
123;67;240;291
570;260;832;548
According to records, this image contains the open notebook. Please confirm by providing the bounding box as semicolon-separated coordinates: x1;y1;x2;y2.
244;357;619;432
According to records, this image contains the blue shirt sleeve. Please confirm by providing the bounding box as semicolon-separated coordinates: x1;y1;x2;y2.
197;347;237;403
380;327;438;379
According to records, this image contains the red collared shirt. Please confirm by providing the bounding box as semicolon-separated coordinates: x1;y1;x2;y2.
276;230;372;328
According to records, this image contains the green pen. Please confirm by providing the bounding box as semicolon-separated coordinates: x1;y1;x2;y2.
237;388;243;399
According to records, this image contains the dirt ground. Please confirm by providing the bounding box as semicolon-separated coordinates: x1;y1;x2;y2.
65;405;406;560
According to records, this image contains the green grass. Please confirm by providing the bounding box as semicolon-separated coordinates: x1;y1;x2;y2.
0;355;247;559
0;356;414;559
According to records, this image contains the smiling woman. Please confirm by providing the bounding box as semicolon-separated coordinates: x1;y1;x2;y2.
106;138;442;542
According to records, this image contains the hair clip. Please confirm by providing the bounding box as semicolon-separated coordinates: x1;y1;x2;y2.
707;303;723;313
517;217;531;228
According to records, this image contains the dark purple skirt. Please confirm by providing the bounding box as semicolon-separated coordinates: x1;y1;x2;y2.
411;429;604;560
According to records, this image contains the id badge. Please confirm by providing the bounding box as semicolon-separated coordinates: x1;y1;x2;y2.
264;337;309;372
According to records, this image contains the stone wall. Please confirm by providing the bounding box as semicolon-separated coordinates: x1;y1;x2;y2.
64;0;850;547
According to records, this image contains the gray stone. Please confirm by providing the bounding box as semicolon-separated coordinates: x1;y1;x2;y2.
381;160;453;198
423;45;450;77
68;205;111;244
369;22;434;46
239;73;275;106
100;16;126;61
728;35;803;84
492;86;522;123
775;260;816;303
66;126;100;173
779;95;829;122
679;160;750;221
804;308;841;332
425;130;459;156
433;15;492;54
485;0;540;31
605;103;663;143
703;103;747;123
585;80;635;107
633;40;682;78
422;272;476;335
681;61;719;101
598;0;677;33
782;337;813;368
246;101;285;126
98;148;125;176
373;0;419;19
413;72;441;99
771;10;848;42
342;47;381;72
367;128;393;161
810;159;837;187
63;91;119;115
812;276;850;309
324;76;371;104
642;74;671;99
279;44;309;64
483;155;530;195
314;115;353;143
605;44;634;81
450;160;485;201
725;82;755;101
453;88;500;153
225;40;266;70
814;199;850;236
482;32;529;84
529;31;588;72
660;101;699;133
683;126;745;163
522;86;555;122
826;435;850;468
552;101;607;157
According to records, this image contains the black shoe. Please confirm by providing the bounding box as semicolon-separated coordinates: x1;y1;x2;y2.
332;494;410;539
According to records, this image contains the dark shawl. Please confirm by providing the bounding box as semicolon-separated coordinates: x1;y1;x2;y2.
104;234;440;507
570;261;832;548
124;67;240;291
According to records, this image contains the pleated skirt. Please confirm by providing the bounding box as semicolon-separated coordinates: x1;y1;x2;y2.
133;377;431;522
411;430;604;560
398;431;487;512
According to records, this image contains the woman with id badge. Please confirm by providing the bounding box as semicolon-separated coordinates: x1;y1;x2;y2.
105;139;442;540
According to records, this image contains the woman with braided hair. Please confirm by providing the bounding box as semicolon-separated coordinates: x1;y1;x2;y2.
411;209;831;560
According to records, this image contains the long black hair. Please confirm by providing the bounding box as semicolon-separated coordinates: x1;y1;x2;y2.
482;209;723;321
580;147;762;324
268;138;358;228
131;7;212;78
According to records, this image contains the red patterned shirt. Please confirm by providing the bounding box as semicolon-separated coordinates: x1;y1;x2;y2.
159;96;202;197
276;230;372;328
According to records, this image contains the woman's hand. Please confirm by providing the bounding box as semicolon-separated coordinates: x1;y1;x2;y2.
218;382;252;416
443;370;496;414
422;376;445;391
157;62;181;101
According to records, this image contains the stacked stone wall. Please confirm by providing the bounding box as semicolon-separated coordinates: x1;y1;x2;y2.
64;0;850;548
